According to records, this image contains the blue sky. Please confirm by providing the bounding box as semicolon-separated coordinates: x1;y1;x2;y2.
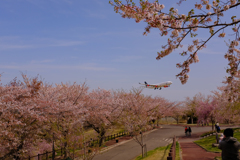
0;0;237;101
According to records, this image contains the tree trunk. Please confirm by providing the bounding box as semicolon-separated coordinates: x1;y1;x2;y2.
191;115;193;124
64;134;68;159
212;121;214;131
141;132;144;158
13;141;24;160
98;128;106;147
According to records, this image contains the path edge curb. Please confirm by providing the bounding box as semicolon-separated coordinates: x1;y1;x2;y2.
193;141;221;153
99;128;160;154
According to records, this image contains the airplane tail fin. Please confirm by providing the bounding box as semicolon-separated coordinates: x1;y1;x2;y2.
144;81;148;87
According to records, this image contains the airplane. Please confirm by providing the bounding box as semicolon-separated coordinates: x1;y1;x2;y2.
139;81;173;90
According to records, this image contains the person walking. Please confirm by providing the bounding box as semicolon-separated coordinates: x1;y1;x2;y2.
215;123;218;131
217;125;221;133
215;122;220;133
218;128;240;160
188;126;192;136
185;126;188;136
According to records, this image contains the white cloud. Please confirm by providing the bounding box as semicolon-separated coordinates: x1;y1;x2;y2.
0;63;114;72
0;36;86;50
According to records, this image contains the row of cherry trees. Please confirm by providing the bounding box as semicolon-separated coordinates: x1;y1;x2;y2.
184;82;240;130
1;74;239;159
0;75;178;160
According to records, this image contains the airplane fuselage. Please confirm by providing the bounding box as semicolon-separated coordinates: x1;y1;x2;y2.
139;81;173;90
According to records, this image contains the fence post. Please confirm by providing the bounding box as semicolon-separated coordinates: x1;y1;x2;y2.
29;156;30;160
167;136;176;160
38;154;40;160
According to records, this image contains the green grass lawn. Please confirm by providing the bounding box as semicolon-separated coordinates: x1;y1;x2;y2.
195;129;240;153
134;144;171;160
134;142;181;160
194;135;222;152
175;142;181;160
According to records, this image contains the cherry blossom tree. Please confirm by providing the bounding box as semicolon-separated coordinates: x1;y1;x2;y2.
84;88;124;147
0;75;46;160
0;76;90;159
168;102;185;124
37;82;88;158
110;0;240;85
149;97;173;126
193;85;240;127
223;71;240;101
118;88;153;158
184;93;204;124
212;86;240;124
195;96;220;130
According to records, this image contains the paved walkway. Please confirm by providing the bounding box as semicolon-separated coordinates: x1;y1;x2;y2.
93;125;226;160
179;133;221;160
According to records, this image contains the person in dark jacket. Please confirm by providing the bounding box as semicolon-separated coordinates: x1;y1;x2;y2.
215;122;220;133
218;128;240;160
188;127;192;136
215;123;218;131
217;125;221;133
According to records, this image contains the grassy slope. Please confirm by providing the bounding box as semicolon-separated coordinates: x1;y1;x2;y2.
175;142;181;160
134;144;171;160
195;129;240;160
195;130;240;153
134;142;181;160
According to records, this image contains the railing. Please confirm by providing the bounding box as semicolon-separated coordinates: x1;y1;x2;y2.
23;148;63;160
167;135;176;160
21;128;155;160
21;131;131;160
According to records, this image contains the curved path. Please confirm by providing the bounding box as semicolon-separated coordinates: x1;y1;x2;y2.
93;125;220;160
